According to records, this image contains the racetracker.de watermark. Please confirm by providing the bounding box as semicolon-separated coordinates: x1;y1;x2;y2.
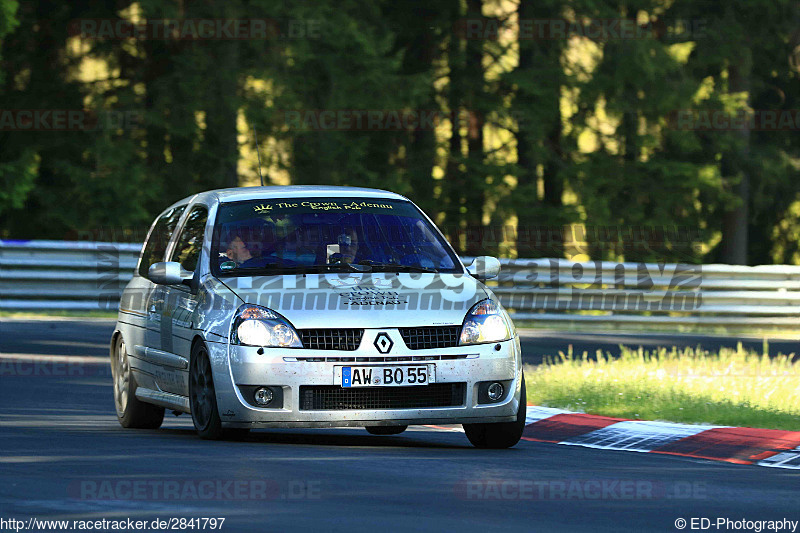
454;17;707;41
69;18;321;40
669;110;800;131
276;109;445;131
0;109;143;131
456;479;706;500
0;358;110;378
0;517;226;532
69;479;322;501
69;223;703;254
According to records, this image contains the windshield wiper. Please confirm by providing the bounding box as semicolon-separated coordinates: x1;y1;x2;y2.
320;262;372;273
367;263;440;274
219;263;371;275
221;261;444;275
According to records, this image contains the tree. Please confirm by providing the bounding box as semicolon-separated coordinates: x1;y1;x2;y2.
510;0;570;259
382;1;455;219
0;0;32;224
0;0;18;81
2;0;800;268
676;0;799;264
0;1;100;238
565;0;719;262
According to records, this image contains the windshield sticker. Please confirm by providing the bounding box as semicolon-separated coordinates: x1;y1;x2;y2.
338;286;408;306
253;200;395;213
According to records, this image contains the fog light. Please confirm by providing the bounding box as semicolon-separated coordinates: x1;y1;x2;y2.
487;382;504;401
254;387;274;406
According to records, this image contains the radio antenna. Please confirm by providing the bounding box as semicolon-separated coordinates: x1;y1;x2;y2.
252;125;265;187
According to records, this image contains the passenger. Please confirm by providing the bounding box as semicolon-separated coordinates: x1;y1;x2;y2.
329;228;360;264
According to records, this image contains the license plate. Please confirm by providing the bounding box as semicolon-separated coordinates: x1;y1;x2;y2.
337;365;435;388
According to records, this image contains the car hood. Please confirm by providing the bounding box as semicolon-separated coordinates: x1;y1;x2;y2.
217;273;489;329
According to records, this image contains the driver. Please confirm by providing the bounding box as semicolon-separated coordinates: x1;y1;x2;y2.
223;232;266;268
226;235;254;264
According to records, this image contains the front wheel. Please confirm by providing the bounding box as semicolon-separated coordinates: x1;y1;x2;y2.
463;377;527;449
189;342;224;440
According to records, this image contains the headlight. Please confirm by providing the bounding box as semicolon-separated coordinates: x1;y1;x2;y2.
459;299;514;345
231;305;302;348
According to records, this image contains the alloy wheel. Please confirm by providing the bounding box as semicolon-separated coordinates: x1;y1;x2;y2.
190;346;215;430
113;337;130;417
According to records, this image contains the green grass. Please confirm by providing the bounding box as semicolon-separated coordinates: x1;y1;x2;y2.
524;343;800;431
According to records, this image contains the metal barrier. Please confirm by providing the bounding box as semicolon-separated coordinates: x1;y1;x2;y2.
0;240;140;311
2;240;800;328
486;258;800;328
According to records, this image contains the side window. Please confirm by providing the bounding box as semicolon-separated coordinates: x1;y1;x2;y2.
170;206;209;272
138;205;186;278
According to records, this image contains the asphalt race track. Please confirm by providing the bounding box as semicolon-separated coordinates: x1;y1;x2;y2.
1;319;798;532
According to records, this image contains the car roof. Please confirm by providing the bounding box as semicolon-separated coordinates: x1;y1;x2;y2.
167;186;409;210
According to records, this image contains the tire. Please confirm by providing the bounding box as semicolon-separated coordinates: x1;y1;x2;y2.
112;335;164;429
189;341;225;440
463;377;527;449
365;425;408;436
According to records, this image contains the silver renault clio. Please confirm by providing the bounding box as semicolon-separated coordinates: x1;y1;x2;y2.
111;186;526;448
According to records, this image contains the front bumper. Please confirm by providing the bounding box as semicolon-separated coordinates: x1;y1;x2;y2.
208;332;523;428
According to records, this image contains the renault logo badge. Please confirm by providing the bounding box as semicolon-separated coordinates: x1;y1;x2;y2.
374;332;393;354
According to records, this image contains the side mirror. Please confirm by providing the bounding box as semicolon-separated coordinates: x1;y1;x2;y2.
148;262;193;286
466;256;501;280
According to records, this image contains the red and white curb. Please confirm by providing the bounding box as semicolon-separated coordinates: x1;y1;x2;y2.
434;406;800;469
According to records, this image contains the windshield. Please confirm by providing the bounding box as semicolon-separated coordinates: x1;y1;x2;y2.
211;197;462;276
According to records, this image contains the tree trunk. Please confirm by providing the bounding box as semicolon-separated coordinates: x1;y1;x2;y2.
402;10;438;216
203;40;240;190
443;0;465;250
514;0;564;258
143;39;168;200
463;0;485;256
720;53;752;265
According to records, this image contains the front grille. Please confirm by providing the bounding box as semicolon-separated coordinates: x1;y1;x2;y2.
285;354;470;363
299;383;466;410
298;329;363;351
398;326;461;350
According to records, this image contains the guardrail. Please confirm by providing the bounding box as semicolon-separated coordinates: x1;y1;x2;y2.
487;258;800;328
2;240;800;329
0;240;140;311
